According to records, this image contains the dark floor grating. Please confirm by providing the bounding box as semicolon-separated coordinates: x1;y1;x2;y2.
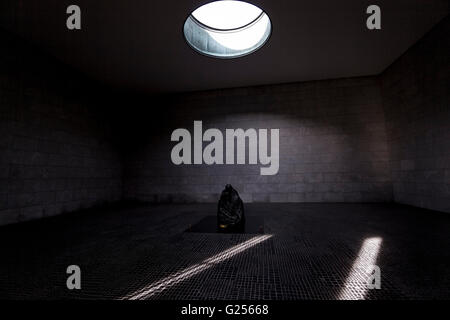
186;215;265;234
0;203;449;300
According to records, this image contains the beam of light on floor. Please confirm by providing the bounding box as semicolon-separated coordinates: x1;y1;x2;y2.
338;237;382;300
121;234;273;300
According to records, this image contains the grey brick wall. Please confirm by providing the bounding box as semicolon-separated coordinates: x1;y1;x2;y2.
0;30;122;226
123;76;392;203
381;17;450;213
2;15;448;225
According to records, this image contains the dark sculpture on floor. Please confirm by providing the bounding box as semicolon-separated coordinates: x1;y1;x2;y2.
217;184;245;233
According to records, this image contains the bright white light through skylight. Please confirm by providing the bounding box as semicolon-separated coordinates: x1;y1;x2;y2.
208;14;270;50
183;0;272;58
192;0;263;30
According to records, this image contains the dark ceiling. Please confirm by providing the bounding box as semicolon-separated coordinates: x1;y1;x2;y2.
0;0;448;93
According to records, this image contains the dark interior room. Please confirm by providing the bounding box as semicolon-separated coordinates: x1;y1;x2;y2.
0;0;449;305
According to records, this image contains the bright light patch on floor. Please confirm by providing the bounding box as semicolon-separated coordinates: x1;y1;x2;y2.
183;1;272;58
122;234;272;300
338;237;383;300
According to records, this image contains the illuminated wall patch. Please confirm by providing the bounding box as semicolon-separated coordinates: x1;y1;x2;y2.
170;121;279;175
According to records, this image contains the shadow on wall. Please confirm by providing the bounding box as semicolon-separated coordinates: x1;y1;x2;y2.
0;28;123;226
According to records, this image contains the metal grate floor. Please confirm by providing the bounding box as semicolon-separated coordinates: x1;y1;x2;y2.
0;203;449;300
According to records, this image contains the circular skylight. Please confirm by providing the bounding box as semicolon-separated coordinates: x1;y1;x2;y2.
183;0;272;59
192;1;262;30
